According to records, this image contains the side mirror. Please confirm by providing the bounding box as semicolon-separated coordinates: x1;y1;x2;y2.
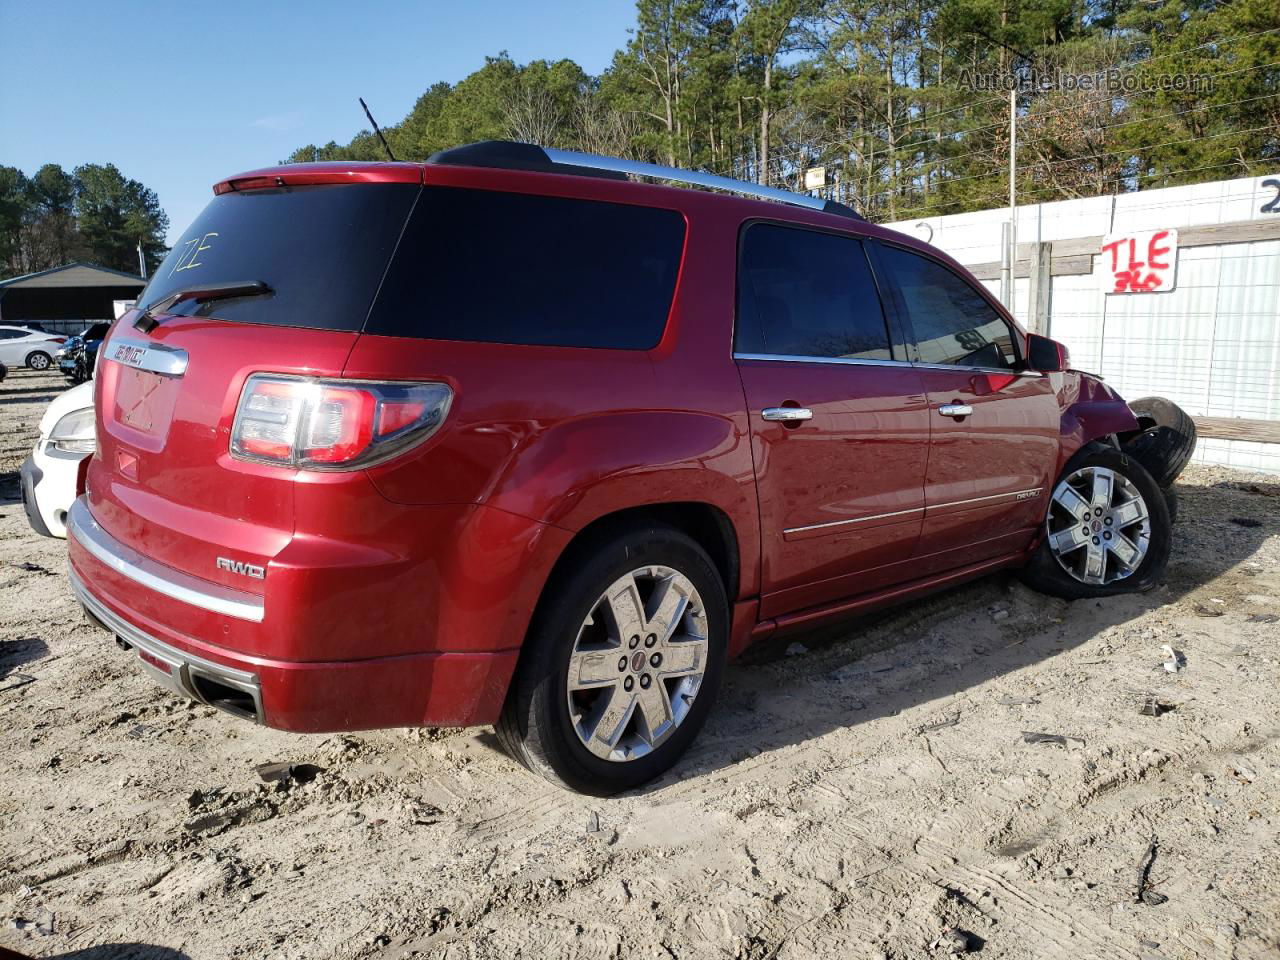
1026;333;1069;372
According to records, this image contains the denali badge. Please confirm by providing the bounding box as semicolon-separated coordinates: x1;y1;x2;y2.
216;557;266;580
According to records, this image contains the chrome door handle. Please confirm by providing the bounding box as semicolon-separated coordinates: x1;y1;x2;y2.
762;407;813;422
938;403;973;418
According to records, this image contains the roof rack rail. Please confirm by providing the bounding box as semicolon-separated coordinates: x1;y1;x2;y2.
427;141;864;220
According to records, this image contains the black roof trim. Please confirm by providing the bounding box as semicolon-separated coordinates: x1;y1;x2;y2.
822;199;866;221
426;141;628;181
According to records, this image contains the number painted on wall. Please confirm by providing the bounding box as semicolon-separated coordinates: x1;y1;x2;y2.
1261;179;1280;214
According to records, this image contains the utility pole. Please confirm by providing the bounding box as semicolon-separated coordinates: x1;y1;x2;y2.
1005;87;1017;311
137;238;147;280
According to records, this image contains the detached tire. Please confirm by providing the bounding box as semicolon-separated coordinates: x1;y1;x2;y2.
1022;446;1172;601
497;521;728;795
1124;396;1196;488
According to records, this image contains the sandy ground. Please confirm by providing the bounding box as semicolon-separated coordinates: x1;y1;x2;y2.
1;367;1278;960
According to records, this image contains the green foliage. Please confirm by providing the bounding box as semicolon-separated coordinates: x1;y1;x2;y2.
0;163;169;281
285;0;1276;221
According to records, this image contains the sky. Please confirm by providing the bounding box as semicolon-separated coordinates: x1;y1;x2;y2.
0;0;637;244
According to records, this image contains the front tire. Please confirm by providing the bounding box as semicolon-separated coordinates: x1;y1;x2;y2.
26;351;52;371
1021;447;1171;600
497;522;728;795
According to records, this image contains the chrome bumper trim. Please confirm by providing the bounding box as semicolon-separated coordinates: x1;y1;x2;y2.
67;497;264;623
69;567;264;723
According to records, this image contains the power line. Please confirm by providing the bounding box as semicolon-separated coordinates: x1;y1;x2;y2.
867;91;1280;184
836;23;1280;160
886;157;1275;221
765;42;1280;172
864;123;1274;206
1025;122;1277;172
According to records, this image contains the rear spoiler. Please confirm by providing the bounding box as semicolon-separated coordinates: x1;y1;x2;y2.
214;163;423;195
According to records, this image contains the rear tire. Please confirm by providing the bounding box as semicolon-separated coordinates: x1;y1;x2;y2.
1021;447;1171;600
497;521;728;795
26;351;52;371
1124;396;1196;488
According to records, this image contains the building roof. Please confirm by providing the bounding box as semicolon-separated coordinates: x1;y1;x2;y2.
0;262;146;290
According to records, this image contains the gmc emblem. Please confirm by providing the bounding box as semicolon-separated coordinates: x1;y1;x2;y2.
216;557;266;580
112;343;147;367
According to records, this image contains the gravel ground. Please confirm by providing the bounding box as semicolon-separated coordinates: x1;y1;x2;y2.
2;368;1278;960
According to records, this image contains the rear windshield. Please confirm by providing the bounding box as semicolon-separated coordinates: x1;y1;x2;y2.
365;186;687;349
140;184;419;331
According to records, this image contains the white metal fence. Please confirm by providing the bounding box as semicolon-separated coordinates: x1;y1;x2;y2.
887;173;1280;474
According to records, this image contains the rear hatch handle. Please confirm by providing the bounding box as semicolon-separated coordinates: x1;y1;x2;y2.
134;281;272;333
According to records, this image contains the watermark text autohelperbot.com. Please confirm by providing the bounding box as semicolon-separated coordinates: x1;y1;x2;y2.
958;70;1213;95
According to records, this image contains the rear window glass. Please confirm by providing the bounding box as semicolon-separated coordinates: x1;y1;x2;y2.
140;184;419;331
737;223;892;360
366;186;686;349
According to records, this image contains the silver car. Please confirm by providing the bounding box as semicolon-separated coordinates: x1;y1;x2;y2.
0;324;67;370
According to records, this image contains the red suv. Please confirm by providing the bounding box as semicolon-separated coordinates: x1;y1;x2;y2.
68;141;1172;794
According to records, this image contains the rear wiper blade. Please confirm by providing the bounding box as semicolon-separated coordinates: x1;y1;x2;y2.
134;281;272;332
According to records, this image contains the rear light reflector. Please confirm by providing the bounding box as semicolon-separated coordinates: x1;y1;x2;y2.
231;374;452;470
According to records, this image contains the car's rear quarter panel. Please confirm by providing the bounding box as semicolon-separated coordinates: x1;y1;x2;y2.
346;169;762;610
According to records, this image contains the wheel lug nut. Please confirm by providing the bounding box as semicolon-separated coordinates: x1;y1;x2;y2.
650;652;662;668
1104;517;1112;526
628;635;640;649
644;634;657;648
640;674;651;689
618;656;628;672
1095;507;1103;516
1103;531;1111;540
1092;536;1100;545
623;676;634;691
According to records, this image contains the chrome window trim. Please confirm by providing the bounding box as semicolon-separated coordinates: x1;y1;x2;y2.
67;498;264;623
781;488;1042;536
734;351;912;369
104;338;189;377
912;361;1045;378
734;351;1045;377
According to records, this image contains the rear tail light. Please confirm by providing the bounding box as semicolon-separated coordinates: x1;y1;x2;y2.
230;374;452;470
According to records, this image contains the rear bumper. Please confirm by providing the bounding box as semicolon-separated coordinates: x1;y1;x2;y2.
72;568;265;722
67;498;529;732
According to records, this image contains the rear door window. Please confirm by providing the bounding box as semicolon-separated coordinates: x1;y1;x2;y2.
140;184;420;331
736;223;893;361
876;244;1019;369
366;187;686;349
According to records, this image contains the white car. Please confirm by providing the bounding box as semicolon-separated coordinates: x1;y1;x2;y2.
20;380;95;538
0;324;67;370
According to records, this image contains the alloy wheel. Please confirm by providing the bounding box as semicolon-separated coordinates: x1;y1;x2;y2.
29;353;50;370
565;565;709;762
1046;465;1150;585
